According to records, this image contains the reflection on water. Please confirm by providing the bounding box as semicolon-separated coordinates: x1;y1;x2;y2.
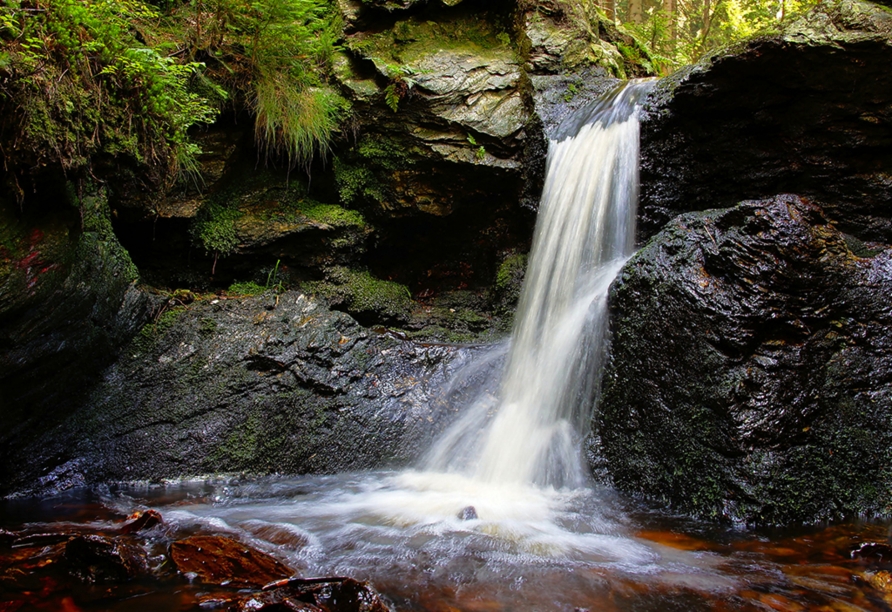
2;473;891;611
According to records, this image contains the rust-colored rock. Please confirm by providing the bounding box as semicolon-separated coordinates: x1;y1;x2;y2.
170;535;292;589
119;509;163;535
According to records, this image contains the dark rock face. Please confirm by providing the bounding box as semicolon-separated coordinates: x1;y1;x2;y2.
638;0;892;242
0;188;151;490
4;291;478;496
599;195;892;524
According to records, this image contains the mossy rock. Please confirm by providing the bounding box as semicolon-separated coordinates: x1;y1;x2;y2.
305;266;412;324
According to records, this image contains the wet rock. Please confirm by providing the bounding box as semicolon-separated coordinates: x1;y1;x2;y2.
852;542;892;564
241;520;310;550
862;571;892;593
457;506;478;520
599;194;892;524
4;291;484;495
638;0;892;242
0;530;15;547
120;510;163;535
0;186;151;496
252;577;391;612
63;535;147;583
170;535;292;589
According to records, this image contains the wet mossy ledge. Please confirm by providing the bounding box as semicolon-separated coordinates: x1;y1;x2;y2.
3;289;491;497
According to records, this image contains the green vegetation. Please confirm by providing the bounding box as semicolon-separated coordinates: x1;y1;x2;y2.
334;134;414;207
306;266;412;322
0;0;349;193
348;11;511;67
134;306;184;351
495;253;528;292
144;0;350;171
228;281;266;295
190;200;242;271
608;0;823;70
0;0;219;187
302;202;365;228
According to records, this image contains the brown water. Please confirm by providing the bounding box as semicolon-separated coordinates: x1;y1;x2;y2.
1;473;891;611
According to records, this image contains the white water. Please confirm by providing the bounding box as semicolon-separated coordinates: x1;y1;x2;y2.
47;82;765;609
424;81;653;490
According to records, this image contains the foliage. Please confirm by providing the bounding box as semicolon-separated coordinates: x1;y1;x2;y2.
0;0;350;193
190;199;241;268
613;0;822;69
145;0;350;171
382;64;417;112
0;0;219;185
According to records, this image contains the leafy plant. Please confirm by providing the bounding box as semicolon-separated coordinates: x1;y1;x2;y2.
190;200;241;274
382;63;418;112
0;0;220;185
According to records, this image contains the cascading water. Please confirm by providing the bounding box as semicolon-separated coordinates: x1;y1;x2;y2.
424;80;655;490
9;79;883;612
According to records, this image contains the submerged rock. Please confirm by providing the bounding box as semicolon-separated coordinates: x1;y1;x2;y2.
63;534;148;583
599;194;892;525
170;535;292;589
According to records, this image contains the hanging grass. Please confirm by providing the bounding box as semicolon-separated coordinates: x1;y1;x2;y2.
252;75;350;171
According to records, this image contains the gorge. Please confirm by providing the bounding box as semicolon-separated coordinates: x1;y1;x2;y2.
2;0;892;609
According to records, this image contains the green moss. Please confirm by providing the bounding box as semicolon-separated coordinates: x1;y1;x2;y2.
495;253;527;291
72;188;139;284
134;307;184;352
334;158;386;206
356;134;414;170
349;12;511;66
301;203;365;228
306;266;412;322
191;201;242;257
199;317;218;335
228;281;266;296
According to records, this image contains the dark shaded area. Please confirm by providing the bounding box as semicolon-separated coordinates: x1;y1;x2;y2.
0;181;152;493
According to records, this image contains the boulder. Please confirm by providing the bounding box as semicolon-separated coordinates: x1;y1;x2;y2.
638;0;892;242
3;291;482;496
598;195;892;524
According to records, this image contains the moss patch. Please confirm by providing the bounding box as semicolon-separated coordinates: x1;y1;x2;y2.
305;266;412;323
348;10;512;66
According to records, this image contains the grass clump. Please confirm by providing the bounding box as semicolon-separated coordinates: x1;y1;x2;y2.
0;0;350;196
147;0;350;173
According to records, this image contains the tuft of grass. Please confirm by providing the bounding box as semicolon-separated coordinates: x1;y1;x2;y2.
253;76;350;171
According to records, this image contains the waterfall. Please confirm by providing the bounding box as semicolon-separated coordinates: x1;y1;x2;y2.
424;80;654;489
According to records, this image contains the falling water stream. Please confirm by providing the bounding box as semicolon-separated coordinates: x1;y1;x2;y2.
3;82;892;611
